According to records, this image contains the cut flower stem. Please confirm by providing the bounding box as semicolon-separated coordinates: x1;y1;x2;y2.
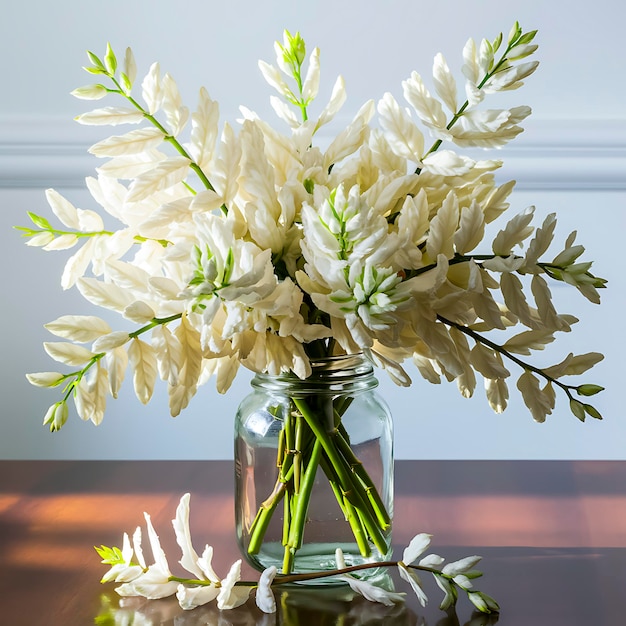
246;389;392;574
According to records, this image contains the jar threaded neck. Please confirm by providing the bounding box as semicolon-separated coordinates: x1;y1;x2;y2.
251;354;377;395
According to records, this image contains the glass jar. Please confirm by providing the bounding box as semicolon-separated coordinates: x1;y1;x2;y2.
234;354;393;580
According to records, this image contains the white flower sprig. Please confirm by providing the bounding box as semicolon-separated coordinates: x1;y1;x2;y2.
96;493;498;615
18;23;606;432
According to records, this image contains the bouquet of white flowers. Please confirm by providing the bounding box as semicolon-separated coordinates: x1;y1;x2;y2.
18;21;606;612
19;24;604;428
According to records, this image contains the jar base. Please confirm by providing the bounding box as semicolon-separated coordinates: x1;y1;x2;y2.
243;540;393;584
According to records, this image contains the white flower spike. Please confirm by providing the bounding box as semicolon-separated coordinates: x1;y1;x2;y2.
98;494;499;616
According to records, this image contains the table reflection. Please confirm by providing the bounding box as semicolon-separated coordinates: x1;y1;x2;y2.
2;460;625;625
95;587;499;626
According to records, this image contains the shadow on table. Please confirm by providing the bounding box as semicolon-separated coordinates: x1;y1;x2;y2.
96;587;499;626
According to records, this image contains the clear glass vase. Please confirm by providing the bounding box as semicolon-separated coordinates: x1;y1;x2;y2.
234;354;394;580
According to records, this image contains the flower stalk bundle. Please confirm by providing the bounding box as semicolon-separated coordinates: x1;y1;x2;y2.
18;21;606;613
239;367;393;574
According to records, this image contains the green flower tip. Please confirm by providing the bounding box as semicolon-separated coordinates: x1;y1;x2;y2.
280;29;306;68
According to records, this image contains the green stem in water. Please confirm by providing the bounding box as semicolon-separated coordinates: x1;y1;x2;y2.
292;397;389;556
283;438;323;572
248;467;292;555
319;450;371;558
333;427;391;529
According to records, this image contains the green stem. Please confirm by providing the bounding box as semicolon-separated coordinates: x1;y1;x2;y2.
105;75;229;215
437;314;577;399
418;36;529;167
57;313;183;412
292;398;389;556
319;451;371;558
333;428;391;529
284;438;323;571
248;465;293;554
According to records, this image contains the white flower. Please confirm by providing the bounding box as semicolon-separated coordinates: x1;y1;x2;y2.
396;533;443;607
433;574;457;610
101;530;144;583
24;26;603;436
401;533;432;564
335;548;405;607
442;555;482;580
171;493;207;580
255;566;277;613
398;565;428;607
216;560;252;610
176;583;219;610
116;513;179;599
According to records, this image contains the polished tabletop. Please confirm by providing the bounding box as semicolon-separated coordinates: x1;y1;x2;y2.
1;460;625;625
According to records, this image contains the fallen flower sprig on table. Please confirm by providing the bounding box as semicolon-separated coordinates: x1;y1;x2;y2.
96;494;499;615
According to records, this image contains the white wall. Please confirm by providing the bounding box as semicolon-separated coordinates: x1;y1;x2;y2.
1;0;624;460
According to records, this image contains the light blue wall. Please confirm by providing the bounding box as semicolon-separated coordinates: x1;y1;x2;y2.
1;0;624;459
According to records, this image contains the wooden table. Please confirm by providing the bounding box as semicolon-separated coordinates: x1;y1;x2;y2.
1;460;625;625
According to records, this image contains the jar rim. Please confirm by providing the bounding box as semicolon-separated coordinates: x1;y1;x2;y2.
251;353;378;394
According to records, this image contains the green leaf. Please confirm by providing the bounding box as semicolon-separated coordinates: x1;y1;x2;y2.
95;544;124;565
222;247;234;285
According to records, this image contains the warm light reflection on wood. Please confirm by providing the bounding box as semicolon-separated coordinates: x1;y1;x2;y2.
5;494;167;527
2;461;626;625
1;492;234;571
6;542;95;570
395;494;626;547
0;494;20;515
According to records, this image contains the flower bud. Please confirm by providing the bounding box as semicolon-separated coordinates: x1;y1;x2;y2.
71;84;108;100
576;384;604;396
43;402;69;432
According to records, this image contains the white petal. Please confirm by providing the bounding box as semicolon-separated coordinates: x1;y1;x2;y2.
43;341;94;366
26;372;64;388
133;526;146;569
89;127;164;158
398;564;428;607
442;555;482;577
197;545;220;583
143;513;171;576
118;566;179;599
217;560;252;610
45;189;79;228
176;583;219;610
75;106;145;126
418;553;445;568
124;301;156;324
172;493;204;579
402;533;432;565
44;315;112;342
92;331;131;353
343;576;405;606
255;566;277;613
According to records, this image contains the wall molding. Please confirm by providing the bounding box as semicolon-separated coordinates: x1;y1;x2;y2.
1;115;625;191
